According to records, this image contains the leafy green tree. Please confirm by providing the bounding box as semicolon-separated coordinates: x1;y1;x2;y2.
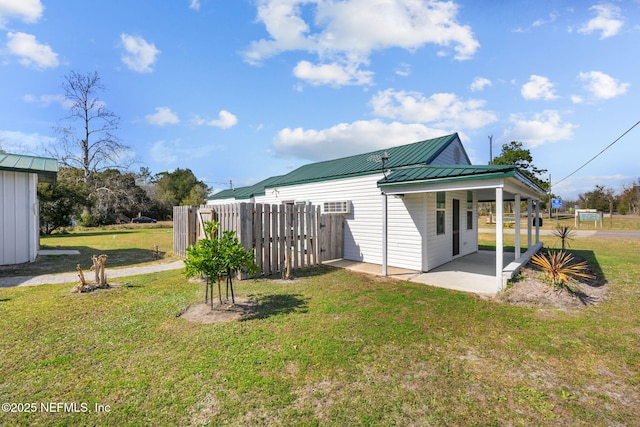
90;169;152;219
38;169;87;234
183;221;259;308
618;178;640;215
579;185;616;212
492;141;548;190
153;168;210;218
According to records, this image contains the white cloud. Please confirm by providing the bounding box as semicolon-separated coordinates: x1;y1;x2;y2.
470;77;491;92
23;93;75;109
244;0;479;86
521;75;558;100
532;11;559;28
0;0;43;26
504;110;577;148
370;89;497;130
272;119;449;161
6;31;58;69
578;70;629;99
293;60;373;86
120;33;160;73
578;4;623;39
145;106;180;126
0;129;55;154
191;110;238;129
394;62;411;77
188;0;200;11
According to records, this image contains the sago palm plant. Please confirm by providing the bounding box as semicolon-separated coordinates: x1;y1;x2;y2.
530;250;593;293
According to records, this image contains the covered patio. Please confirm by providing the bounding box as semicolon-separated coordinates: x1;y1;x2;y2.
325;251;513;295
378;165;548;293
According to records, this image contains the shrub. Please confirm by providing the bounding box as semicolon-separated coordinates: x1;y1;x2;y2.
183;221;259;307
552;225;575;251
530;250;593;293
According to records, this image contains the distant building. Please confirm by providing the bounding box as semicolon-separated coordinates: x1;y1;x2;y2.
0;153;58;265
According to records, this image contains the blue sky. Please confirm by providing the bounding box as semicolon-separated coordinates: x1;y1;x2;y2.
1;0;638;199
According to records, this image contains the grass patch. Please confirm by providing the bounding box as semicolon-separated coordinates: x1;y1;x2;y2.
0;224;176;277
0;233;639;425
481;214;640;230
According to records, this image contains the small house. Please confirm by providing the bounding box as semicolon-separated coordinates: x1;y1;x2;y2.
208;133;546;290
0;153;58;265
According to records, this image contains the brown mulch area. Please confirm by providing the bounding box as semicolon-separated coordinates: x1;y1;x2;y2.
178;297;257;324
495;253;607;309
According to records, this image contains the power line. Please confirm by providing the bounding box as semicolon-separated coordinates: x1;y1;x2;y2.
555;119;640;186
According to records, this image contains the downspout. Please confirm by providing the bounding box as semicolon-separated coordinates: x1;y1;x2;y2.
382;191;388;276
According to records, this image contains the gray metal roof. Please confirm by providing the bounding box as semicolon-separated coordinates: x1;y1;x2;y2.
0;153;58;183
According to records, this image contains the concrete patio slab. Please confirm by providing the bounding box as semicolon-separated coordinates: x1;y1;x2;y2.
324;251;515;295
38;249;81;256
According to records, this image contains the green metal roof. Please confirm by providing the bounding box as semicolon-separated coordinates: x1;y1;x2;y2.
269;133;461;187
378;164;546;195
0;153;58;183
208;175;283;200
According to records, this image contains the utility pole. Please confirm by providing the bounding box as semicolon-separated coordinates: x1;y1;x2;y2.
488;135;493;164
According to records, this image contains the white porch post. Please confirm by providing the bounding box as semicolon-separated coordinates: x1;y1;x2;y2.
514;194;521;259
496;187;504;291
527;198;533;249
382;192;388;276
535;201;540;244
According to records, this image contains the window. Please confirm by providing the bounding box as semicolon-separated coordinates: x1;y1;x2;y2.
323;201;350;213
466;190;473;230
436;192;445;235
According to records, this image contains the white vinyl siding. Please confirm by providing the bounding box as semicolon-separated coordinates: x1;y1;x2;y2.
424;190;478;271
430;138;471;166
1;171;38;265
257;174;385;265
387;193;425;271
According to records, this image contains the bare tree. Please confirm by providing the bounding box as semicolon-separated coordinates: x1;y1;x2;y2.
50;71;129;183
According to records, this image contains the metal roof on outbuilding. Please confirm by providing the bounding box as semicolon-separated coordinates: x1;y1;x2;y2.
208;175;284;200
0;153;58;183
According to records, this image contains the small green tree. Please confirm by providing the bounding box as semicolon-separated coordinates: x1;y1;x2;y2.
183;221;259;308
218;229;260;304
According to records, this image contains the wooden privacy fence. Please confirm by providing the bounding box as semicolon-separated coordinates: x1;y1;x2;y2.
173;203;344;276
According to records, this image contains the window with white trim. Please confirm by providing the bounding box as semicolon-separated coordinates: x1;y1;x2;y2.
436;192;445;235
466;190;473;230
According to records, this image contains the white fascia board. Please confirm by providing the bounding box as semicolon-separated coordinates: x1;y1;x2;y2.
382;177;505;195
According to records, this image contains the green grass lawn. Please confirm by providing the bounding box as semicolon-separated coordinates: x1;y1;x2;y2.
481;214;640;231
0;231;638;425
0;224;176;277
